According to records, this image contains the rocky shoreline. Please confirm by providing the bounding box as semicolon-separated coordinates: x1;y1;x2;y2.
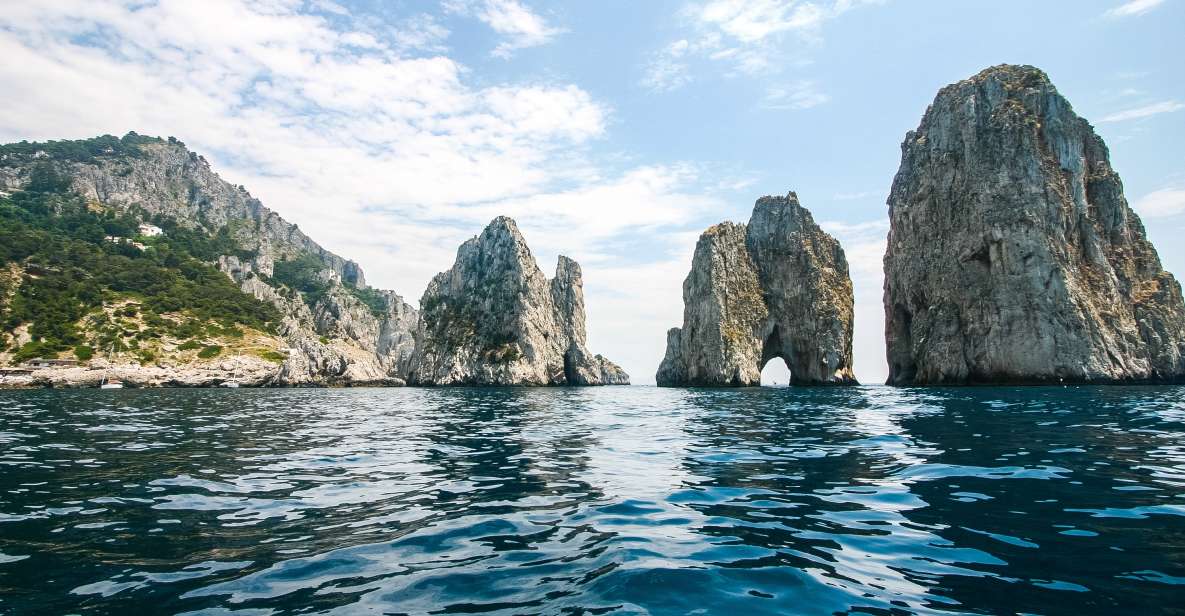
0;357;275;389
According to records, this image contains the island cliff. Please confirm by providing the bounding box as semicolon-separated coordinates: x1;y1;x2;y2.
408;217;628;385
0;135;416;386
884;65;1185;385
657;193;856;386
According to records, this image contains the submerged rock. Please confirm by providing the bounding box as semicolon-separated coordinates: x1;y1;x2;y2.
657;193;857;386
883;64;1185;385
408;217;628;386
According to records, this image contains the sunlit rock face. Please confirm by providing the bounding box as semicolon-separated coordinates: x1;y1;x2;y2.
409;217;629;386
883;64;1185;385
657;193;857;387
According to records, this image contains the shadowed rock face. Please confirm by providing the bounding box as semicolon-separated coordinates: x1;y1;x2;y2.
884;64;1185;385
657;193;857;387
409;217;628;386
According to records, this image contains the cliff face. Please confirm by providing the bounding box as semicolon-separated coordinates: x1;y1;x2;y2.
409;217;628;386
884;64;1185;385
657;193;856;386
0;136;416;385
222;256;417;385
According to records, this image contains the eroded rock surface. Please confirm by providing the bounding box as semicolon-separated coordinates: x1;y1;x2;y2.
409;217;628;386
657;193;857;386
884;64;1185;384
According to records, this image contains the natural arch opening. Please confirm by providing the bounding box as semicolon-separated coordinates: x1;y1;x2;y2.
562;350;576;384
760;357;791;387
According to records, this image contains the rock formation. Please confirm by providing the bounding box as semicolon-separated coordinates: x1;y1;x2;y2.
408;217;628;386
0;135;417;385
883;64;1185;385
657;193;857;386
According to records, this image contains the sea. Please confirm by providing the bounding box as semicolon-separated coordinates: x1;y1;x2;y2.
0;386;1182;615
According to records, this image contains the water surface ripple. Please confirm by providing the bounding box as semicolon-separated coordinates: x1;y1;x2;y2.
1;386;1183;614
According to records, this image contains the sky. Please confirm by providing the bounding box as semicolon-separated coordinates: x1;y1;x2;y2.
1;0;1183;384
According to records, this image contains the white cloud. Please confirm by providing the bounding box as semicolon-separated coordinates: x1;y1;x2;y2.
1098;100;1184;123
1103;0;1165;18
694;0;830;43
759;81;830;110
643;0;878;91
386;14;452;53
310;1;349;16
641;39;694;91
447;0;565;58
1133;188;1185;218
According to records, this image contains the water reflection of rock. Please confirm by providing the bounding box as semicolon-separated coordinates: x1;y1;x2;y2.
0;388;611;612
668;388;951;611
414;387;604;514
670;387;1107;612
174;388;619;613
892;386;1185;614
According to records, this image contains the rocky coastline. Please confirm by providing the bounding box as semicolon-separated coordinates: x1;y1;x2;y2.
0;137;628;388
4;64;1185;389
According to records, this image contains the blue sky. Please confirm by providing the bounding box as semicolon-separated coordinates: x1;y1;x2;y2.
1;0;1182;384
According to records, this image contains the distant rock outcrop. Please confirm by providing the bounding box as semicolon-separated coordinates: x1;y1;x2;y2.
408;217;628;386
883;64;1185;384
657;193;857;386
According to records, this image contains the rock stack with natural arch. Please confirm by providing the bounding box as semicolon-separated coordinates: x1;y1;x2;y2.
657;193;857;386
884;64;1185;385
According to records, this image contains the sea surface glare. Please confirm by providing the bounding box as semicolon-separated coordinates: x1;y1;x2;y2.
0;386;1183;614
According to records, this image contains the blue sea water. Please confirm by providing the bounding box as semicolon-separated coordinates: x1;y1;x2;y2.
0;386;1183;615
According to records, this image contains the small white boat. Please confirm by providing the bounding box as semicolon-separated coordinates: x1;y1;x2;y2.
99;343;124;389
221;381;240;388
100;378;124;389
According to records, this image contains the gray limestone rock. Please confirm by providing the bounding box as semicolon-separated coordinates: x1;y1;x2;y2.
657;193;857;386
409;217;628;386
883;64;1185;385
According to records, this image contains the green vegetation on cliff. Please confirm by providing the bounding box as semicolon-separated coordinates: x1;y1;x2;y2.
0;179;279;363
0;132;169;167
271;252;388;316
271;253;331;306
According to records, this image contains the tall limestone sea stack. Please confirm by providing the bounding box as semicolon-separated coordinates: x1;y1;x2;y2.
884;65;1185;385
657;193;857;386
408;217;628;386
